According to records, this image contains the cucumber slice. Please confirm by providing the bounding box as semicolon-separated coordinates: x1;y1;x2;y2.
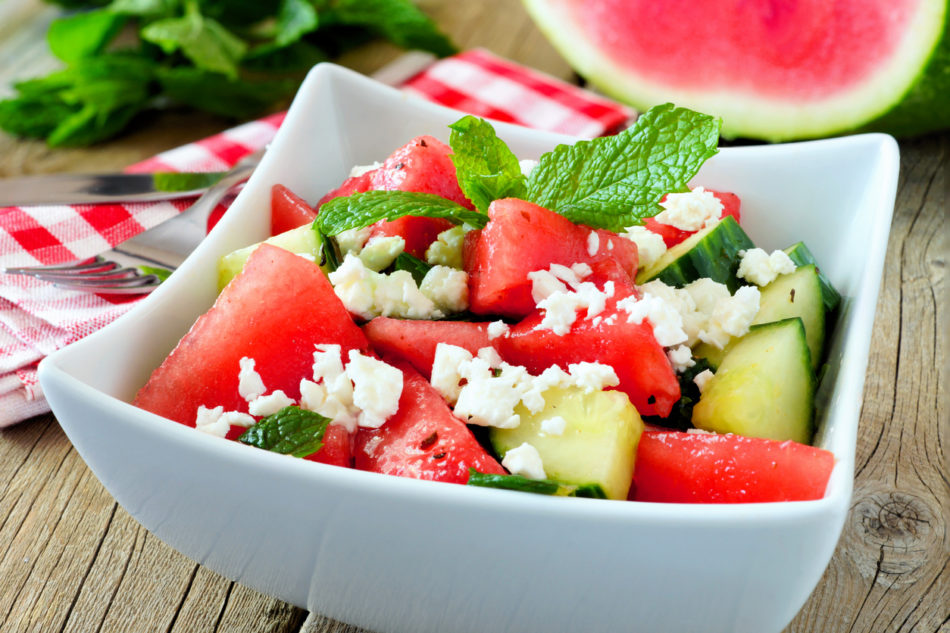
783;242;841;313
218;224;324;290
490;387;643;500
692;318;815;444
635;215;755;292
753;264;825;369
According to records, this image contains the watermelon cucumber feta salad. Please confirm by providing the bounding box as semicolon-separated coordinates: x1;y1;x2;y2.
134;104;837;503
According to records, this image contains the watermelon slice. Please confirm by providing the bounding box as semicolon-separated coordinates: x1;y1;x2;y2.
523;0;949;139
353;360;505;484
133;243;369;427
362;318;494;379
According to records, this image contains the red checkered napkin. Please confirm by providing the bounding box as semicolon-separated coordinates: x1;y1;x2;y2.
0;48;634;426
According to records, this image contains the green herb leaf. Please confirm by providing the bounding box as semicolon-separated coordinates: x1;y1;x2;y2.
312;226;341;272
392;252;432;285
109;0;178;18
141;1;246;78
467;469;607;498
156;66;295;118
137;265;173;282
152;171;224;192
316;190;488;236
48;9;127;63
273;0;319;47
319;0;455;57
448;115;526;212
526;103;721;231
238;406;331;458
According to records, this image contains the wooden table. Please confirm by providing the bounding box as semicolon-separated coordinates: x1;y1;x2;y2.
1;1;947;631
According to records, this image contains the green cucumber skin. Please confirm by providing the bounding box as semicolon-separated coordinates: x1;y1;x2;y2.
783;241;841;313
692;318;816;444
637;216;755;292
754;264;826;370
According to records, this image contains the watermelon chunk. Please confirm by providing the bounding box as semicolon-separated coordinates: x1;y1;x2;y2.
631;430;835;503
353;360;505;484
523;0;949;140
466;198;638;318
271;184;317;235
362;317;493;380
133;243;369;427
304;424;352;468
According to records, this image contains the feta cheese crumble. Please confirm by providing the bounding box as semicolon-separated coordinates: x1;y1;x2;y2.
667;344;696;373
654;186;723;231
346;350;403;429
737;248;797;286
425;225;467;269
502;442;547;480
329;254;441;320
348;161;381;178
359;235;405;271
248;390;295;417
529;263;614;336
195;405;254;438
519;159;539;177
693;369;715;394
621;225;667;269
419;265;469;313
587;230;600;257
238;357;266;403
487;320;510;340
540;416;567;436
617;291;688;347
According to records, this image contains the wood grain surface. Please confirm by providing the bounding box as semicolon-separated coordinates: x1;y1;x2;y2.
1;1;947;632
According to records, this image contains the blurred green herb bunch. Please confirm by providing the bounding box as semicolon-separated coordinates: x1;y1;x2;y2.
0;0;455;146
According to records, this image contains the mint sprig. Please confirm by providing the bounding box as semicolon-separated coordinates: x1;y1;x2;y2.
525;103;721;231
448;115;527;212
238;406;330;458
315;190;488;236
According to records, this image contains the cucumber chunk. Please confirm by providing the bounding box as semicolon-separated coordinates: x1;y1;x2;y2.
218;224;324;290
783;242;841;313
753;264;825;369
635;215;755;292
490;387;643;500
692;318;815;444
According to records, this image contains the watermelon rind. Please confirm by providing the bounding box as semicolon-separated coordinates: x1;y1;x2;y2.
522;0;949;140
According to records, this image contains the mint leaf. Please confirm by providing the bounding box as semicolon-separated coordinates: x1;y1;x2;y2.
109;0;178;18
320;0;456;57
141;2;247;78
466;469;607;498
273;0;319;47
156;66;295;118
448;115;526;212
48;9;126;63
392;252;432;285
526;103;721;231
238;406;331;458
316;191;488;236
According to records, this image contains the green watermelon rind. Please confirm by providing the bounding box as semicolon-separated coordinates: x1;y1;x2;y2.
522;0;949;141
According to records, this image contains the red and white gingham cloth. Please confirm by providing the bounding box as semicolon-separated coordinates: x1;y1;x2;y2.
0;48;634;426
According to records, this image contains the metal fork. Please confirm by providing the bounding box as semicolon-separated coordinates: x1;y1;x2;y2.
2;148;265;294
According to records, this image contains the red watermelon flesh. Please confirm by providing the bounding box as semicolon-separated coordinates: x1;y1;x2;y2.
304;424;352;468
362;318;494;380
497;300;680;418
316;171;375;207
466;198;638;318
563;0;916;100
353;360;505;484
133;243;369;428
271;184;317;235
643;190;742;248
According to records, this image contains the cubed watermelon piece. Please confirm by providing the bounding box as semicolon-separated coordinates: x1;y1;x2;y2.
466;198;638;318
644;189;742;248
497;303;680;418
362;317;493;380
304;424;352;468
316;171;375;207
370;216;455;259
631;430;835;503
271;184;317;235
133;243;370;429
353;360;505;484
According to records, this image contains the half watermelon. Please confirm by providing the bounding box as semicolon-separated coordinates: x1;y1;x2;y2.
523;0;949;140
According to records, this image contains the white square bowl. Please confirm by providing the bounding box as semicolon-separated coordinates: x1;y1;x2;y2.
38;63;899;633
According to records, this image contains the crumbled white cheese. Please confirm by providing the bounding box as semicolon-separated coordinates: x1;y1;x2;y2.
502;442;546;480
567;362;620;393
248;390;295;417
329;253;441;320
346;350;403;429
487;320;510;340
519;159;539;177
359;235;405;271
349;161;381;178
519;365;572;413
425;225;466;269
737;248;797;286
195;405;230;438
667;344;696;373
587;230;600;257
430;343;474;405
238;357;266;403
693;369;715;394
621;225;667;269
617;292;688;347
476;345;504;367
540;416;567;436
528;268;569;303
654;186;723;231
699;285;761;349
531;263;612;335
454;357;526;429
335;226;372;255
300;344;359;431
419;265;469;313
